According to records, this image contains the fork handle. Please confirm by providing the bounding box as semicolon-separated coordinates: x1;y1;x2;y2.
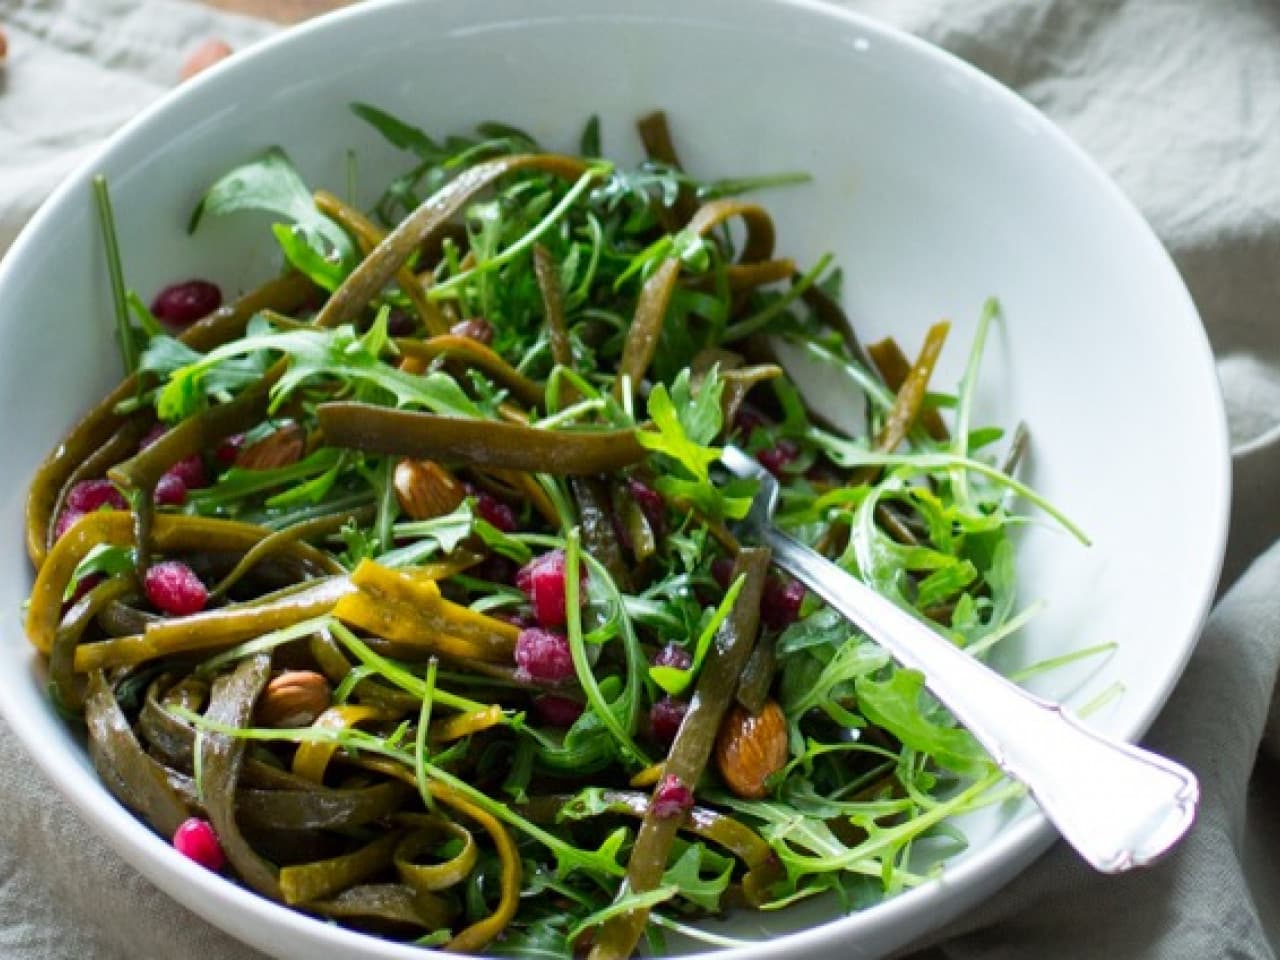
763;527;1198;872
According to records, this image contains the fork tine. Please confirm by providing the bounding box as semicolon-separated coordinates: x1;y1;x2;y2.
720;444;779;530
720;443;767;480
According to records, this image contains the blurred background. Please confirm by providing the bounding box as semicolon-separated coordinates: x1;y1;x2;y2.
0;2;1276;959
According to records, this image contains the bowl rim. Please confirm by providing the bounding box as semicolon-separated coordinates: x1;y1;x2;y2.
0;0;1232;957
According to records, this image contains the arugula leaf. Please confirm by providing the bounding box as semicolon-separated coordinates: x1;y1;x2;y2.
64;543;134;601
139;334;270;422
853;669;991;777
189;147;354;290
580;114;602;157
153;312;481;423
376;502;475;567
649;573;744;696
914;560;978;609
472;516;534;565
264;452;345;508
636;367;753;521
567;885;678;945
270;223;346;292
662;842;734;912
350;102;447;161
189;448;343;510
488;914;576;959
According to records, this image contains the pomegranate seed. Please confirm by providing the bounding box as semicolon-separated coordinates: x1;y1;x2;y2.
476;493;517;533
54;508;87;540
168;454;208;490
67;572;106;607
710;557;734;590
652;773;695;819
154;472;188;506
756;439;800;478
473;554;518;586
144;561;208;616
533;694;584;727
651;643;692;671
649;696;688;745
516;550;587;628
386;308;417;337
762;576;806;630
733;405;770;437
514;627;575;684
172;817;225;871
450;317;495;345
140;423;168;449
151;280;222;326
66;479;127;513
627;478;665;533
215;434;245;466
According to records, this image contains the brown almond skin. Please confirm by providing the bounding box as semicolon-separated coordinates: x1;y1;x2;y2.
255;670;331;729
715;700;789;799
235;422;305;470
393;458;465;520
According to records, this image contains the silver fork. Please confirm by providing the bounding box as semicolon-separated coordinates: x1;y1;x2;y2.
719;444;1198;873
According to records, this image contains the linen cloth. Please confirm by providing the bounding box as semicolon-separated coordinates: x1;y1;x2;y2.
0;1;1277;958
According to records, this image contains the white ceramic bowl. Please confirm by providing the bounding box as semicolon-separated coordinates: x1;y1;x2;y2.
0;1;1229;958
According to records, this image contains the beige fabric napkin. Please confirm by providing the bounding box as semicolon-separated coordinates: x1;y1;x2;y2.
1;1;1277;958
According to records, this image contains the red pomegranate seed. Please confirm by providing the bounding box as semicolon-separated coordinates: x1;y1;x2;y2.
733;404;770;437
144;561;208;616
476;493;517;533
514;627;575;684
450;317;495;345
473;554;519;587
627;478;665;533
154;472;188;506
140;423;168;449
710;556;735;590
651;643;692;671
54;508;87;540
516;550;587;628
66;478;127;513
67;572;106;607
649;696;688;745
756;439;800;478
533;694;584;727
386;308;417;337
215;434;245;466
167;454;208;490
762;576;806;630
172;817;225;871
151;280;222;326
652;774;695;819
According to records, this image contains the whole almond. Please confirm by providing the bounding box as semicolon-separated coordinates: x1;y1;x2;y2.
715;700;789;799
393;458;465;520
256;670;331;728
235;422;305;470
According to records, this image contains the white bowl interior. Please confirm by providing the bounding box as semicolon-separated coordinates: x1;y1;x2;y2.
0;1;1228;958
